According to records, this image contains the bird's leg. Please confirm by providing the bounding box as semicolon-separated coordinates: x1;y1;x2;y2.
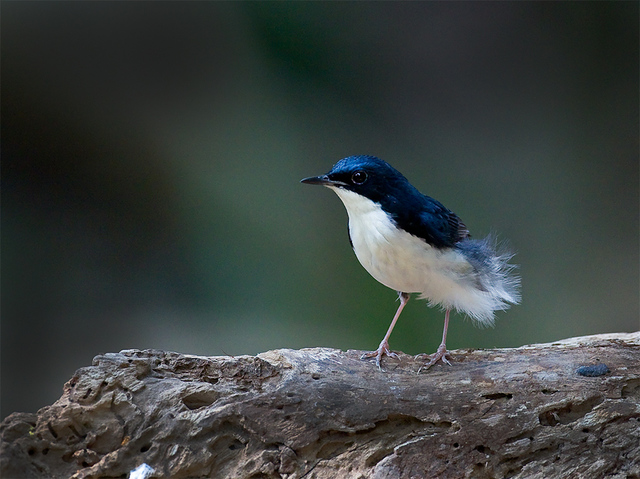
420;308;453;371
361;292;410;369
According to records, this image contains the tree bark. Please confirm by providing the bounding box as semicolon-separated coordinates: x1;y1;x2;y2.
2;332;639;479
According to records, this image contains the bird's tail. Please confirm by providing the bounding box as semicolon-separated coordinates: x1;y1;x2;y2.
455;233;521;326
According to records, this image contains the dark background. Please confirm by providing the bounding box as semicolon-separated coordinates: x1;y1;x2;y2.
2;2;638;419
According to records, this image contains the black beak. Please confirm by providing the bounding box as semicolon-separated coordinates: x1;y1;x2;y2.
300;175;347;187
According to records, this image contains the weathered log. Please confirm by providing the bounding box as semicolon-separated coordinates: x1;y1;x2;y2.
1;332;639;478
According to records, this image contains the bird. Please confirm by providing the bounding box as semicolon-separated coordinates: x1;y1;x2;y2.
301;155;520;370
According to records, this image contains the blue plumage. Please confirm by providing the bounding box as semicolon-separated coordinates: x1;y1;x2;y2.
321;156;469;248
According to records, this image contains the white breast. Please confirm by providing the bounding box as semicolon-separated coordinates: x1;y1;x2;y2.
330;187;503;325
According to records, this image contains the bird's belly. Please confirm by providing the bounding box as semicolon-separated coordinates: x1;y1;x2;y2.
348;208;473;301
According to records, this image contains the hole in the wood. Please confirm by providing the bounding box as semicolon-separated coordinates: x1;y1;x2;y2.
182;390;220;410
140;444;151;453
539;395;603;426
483;392;513;400
228;439;244;451
505;433;535;445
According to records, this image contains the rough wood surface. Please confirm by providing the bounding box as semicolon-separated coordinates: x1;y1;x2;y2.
2;332;639;479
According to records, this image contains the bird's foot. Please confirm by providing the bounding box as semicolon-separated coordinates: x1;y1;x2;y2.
418;343;452;373
361;341;400;370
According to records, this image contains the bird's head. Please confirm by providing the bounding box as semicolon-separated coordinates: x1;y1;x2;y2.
301;155;413;205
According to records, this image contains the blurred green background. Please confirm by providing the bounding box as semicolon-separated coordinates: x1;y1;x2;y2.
2;2;638;419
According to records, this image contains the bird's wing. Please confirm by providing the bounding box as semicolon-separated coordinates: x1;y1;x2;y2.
396;197;469;248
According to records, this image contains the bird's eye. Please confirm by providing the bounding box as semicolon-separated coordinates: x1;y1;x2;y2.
351;170;368;185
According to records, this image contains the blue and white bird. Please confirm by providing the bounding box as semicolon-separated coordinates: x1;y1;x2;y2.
301;155;520;370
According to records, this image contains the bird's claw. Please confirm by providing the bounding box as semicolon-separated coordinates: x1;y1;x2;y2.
418;344;453;373
361;341;399;370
